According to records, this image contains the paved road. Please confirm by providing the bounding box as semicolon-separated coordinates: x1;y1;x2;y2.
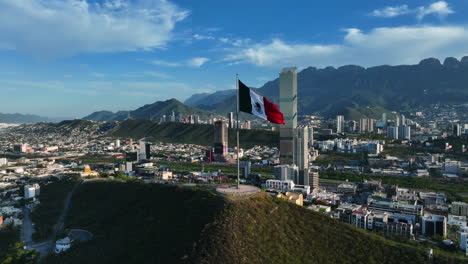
21;207;33;243
21;180;82;258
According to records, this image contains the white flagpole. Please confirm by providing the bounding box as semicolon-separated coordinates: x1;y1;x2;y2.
236;73;240;189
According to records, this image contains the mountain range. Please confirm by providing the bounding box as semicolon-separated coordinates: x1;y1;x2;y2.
185;56;468;118
83;98;215;122
0;113;63;124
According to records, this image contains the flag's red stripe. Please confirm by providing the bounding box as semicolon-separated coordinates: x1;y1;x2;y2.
263;97;285;124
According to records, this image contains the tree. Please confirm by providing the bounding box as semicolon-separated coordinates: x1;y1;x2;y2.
1;242;39;264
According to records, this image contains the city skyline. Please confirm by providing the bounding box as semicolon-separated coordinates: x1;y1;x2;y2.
2;0;468;117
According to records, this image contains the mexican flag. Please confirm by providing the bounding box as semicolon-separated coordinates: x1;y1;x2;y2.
238;80;285;124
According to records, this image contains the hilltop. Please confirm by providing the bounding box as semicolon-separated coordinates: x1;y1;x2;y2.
43;181;466;264
83;98;215;122
185;56;468;117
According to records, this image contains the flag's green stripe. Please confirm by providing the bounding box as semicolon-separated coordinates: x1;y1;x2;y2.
239;80;252;114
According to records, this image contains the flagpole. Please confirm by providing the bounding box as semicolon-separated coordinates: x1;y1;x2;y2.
236;73;240;189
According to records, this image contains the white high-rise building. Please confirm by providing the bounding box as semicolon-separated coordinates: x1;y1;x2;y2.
274;164;299;182
294;127;309;170
115;139;121;148
24;184;40;199
359;119;367;133
336;115;344;133
139;140;147;160
279;67;298;165
401;114;406;126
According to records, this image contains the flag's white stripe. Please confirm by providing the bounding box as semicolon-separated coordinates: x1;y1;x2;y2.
249;90;267;120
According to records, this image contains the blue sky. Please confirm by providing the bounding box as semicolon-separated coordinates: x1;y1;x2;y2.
1;0;468;118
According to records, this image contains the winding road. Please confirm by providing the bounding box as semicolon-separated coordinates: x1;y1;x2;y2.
21;180;82;258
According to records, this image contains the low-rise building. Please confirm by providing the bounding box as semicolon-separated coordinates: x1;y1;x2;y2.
266;180;295;191
55;237;71;253
452;201;468;217
24;183;40;199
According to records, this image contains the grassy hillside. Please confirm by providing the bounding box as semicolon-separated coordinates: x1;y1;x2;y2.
190;194;466;264
42;181;225;264
344;106;397;120
31;177;79;241
43;181;466;264
110;119;279;148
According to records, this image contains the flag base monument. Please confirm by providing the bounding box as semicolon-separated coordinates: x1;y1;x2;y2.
215;184;260;197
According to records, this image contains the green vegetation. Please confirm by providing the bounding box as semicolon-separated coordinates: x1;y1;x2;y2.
344;106;396;120
321;171;468;202
380;145;425;158
0;243;38;264
0;225;38;264
42;181;467;263
43;181;225;264
315;152;367;166
0;225;20;259
31;176;79;241
111;119;279;148
191;194;465;264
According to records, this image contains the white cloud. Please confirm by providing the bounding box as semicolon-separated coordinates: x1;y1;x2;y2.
0;0;188;58
417;1;454;20
151;60;181;67
226;39;340;67
151;57;210;67
187;57;209;67
193;34;215;40
370;1;453;20
226;25;468;68
371;5;410;18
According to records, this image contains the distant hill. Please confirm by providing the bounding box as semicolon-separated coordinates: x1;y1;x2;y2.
188;56;468;118
8;119;118;137
44;181;466;264
343;106;397;120
184;89;236;108
110;119;279;148
83;98;215;122
0;113;53;124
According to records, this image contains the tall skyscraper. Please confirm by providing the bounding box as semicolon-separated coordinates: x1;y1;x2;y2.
359;119;367;133
279;67;298;165
139;140;149;160
228;112;234;128
349;120;357;132
395;116;400;127
453;123;462;137
294;127;309;170
308;126;314;147
213;121;228;162
387;126;398;139
398;126;411;140
382;113;388;129
170;111;176;122
401;114;406;126
367;119;374;132
336;115;344;133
